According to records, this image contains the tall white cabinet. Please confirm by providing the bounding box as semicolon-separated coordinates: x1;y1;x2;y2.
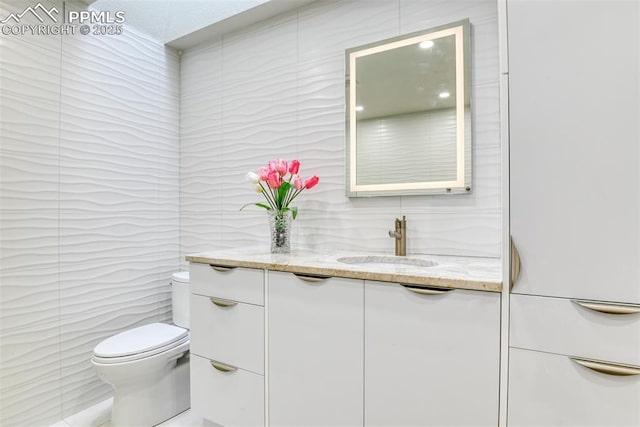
508;0;639;304
507;1;640;425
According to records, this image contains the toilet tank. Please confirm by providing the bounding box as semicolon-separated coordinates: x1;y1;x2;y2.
172;271;190;329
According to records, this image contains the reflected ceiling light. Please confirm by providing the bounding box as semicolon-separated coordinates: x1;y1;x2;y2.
438;91;450;98
419;40;434;49
355;105;364;111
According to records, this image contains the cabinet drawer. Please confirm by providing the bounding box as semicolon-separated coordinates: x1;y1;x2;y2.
191;354;264;427
190;262;263;305
511;294;640;365
190;294;264;374
508;347;640;426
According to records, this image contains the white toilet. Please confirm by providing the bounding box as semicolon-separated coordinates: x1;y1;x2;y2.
92;271;191;427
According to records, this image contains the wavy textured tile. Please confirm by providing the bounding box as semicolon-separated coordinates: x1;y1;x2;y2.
0;152;59;213
0;34;61;156
405;211;501;257
0;369;62;427
0;316;61;389
180;43;223;216
0;6;180;424
0;212;58;272
180;213;223;261
297;0;399;62
0;93;60;157
0;265;59;332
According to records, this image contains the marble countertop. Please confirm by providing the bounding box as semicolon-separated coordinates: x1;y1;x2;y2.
186;247;502;293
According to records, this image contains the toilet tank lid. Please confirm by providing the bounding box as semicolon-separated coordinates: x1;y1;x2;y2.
172;271;189;283
94;323;188;358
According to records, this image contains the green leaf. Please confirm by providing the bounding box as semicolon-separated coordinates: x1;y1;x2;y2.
291;206;298;220
277;181;292;207
240;202;272;211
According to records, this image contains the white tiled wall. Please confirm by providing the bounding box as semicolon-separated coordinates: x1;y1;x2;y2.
0;1;180;425
179;0;501;265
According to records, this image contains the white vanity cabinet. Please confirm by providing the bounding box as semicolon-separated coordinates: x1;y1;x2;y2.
507;1;640;425
267;271;364;427
189;263;265;427
187;256;502;427
364;281;500;426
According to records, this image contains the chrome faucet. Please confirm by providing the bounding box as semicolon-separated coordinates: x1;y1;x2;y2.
388;216;407;256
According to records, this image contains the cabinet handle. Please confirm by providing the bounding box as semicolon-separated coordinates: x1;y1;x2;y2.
210;360;238;373
570;357;640;376
293;272;331;282
510;236;521;287
210;297;237;308
572;300;640;315
209;264;236;272
401;284;453;295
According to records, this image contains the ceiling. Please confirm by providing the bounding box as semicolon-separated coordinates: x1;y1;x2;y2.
2;0;313;49
91;0;276;46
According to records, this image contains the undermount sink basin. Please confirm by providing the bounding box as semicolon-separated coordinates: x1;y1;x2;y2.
337;256;438;268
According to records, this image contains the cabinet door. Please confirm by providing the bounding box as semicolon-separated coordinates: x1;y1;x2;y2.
508;348;640;427
508;0;640;303
365;281;500;426
268;271;363;427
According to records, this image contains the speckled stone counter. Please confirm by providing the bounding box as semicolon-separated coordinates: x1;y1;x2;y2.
186;247;502;293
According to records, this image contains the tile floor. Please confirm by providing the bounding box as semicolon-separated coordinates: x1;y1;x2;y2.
49;399;212;427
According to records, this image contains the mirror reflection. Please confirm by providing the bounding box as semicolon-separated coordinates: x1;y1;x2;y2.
346;19;471;196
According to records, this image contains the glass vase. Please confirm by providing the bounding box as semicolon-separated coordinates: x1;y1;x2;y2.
268;210;292;254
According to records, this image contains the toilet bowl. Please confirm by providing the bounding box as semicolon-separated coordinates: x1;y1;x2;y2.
92;272;191;427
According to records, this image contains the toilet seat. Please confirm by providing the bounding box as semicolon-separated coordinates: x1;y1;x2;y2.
93;323;189;364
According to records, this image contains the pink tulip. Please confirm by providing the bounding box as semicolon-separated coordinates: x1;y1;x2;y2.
268;160;278;173
257;166;269;181
267;171;281;189
289;160;300;175
293;175;303;190
305;175;319;189
275;158;288;176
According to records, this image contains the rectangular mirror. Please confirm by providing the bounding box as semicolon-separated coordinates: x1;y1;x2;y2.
346;19;472;197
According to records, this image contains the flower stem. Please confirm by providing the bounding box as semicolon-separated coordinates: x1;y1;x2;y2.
260;182;278;210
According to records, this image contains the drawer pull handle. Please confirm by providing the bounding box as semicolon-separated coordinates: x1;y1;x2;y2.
401;284;453;295
293;273;331;283
210;360;238;373
571;357;640;376
209;264;236;272
572;300;640;315
210;297;237;308
510;236;521;287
